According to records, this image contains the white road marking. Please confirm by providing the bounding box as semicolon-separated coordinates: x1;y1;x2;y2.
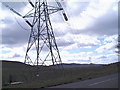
88;78;116;86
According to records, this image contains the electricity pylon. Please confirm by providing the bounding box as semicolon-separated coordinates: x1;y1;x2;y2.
4;0;68;68
24;0;68;67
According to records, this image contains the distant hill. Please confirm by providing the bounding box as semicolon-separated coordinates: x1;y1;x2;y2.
1;60;119;69
1;60;32;69
55;63;104;68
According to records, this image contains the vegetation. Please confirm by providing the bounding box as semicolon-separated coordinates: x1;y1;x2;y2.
2;60;120;88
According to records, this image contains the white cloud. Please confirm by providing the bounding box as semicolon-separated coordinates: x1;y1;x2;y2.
60;50;92;64
65;0;118;31
0;3;12;29
104;34;118;44
0;3;6;20
73;34;100;45
56;33;101;50
96;35;118;53
1;46;26;61
96;43;115;53
92;53;118;64
69;15;94;30
22;3;33;15
63;34;100;50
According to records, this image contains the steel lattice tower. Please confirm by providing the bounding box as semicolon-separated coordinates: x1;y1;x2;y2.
23;0;68;67
4;0;68;75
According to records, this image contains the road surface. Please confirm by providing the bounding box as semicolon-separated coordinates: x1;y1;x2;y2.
50;73;119;88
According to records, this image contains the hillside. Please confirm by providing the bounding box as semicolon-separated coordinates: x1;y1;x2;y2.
2;60;119;69
2;60;119;88
53;63;104;68
2;60;31;69
1;60;104;69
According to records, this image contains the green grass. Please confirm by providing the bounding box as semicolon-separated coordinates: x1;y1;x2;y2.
2;61;120;88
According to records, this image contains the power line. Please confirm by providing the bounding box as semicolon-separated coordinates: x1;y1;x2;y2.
22;2;33;9
3;3;30;31
13;13;30;31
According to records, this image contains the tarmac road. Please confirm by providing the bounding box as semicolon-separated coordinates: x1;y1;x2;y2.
50;73;119;88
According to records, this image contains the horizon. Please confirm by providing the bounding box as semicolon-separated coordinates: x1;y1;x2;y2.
1;59;119;66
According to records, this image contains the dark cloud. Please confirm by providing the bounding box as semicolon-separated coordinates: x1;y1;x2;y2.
90;12;118;36
68;5;118;36
0;2;32;47
77;43;96;48
56;39;74;47
2;2;26;13
84;10;117;36
2;22;29;46
2;16;14;24
66;2;89;17
53;28;67;37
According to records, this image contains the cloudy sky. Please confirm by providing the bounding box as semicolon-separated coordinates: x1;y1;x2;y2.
0;0;119;65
